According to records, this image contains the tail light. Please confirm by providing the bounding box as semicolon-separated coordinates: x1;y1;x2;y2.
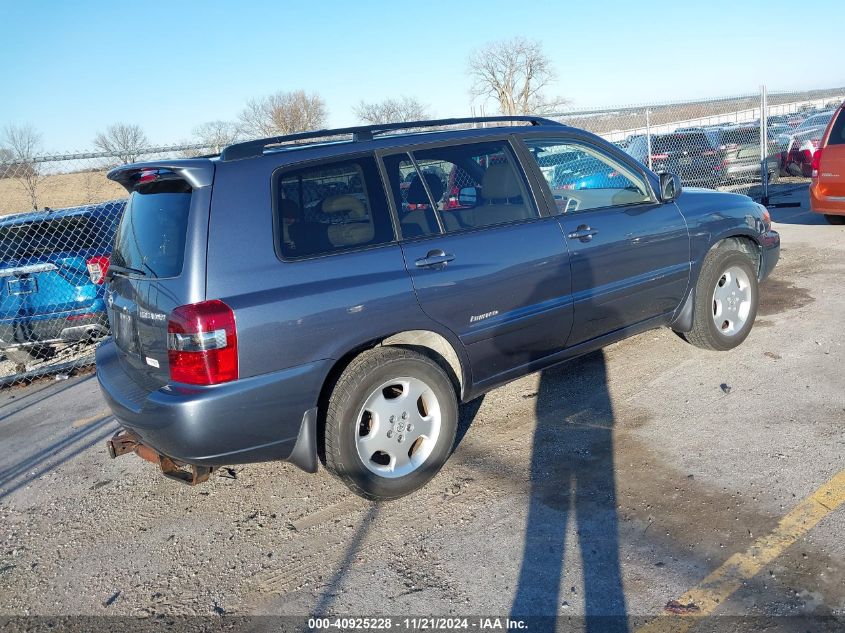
811;148;824;179
86;255;110;284
167;299;238;385
650;153;669;161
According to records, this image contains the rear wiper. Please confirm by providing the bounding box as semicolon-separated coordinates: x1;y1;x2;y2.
107;264;147;279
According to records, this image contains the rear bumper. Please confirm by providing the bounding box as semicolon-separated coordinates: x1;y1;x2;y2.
810;184;845;215
0;312;108;349
760;230;780;281
95;340;328;472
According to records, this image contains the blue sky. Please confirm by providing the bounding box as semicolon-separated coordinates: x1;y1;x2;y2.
1;0;843;151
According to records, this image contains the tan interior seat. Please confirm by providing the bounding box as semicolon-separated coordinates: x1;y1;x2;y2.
476;163;533;226
321;195;374;247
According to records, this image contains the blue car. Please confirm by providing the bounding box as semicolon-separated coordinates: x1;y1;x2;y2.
0;200;126;367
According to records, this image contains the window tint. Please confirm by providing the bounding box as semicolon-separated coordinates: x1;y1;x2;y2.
277;156;394;259
113;187;190;278
525;139;652;214
829;110;845;146
385;141;537;236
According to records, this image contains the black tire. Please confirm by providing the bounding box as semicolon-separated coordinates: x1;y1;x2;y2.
825;214;845;225
682;246;759;351
324;346;458;500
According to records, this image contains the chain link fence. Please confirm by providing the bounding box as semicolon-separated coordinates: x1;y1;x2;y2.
0;86;842;387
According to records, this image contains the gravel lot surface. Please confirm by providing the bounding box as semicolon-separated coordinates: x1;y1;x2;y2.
0;185;843;627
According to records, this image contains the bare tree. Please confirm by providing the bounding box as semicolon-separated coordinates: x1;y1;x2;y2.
192;120;241;152
467;37;567;116
238;90;327;138
354;96;431;125
93;123;149;164
2;124;43;210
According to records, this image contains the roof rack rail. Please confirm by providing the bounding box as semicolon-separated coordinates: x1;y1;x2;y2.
219;115;562;161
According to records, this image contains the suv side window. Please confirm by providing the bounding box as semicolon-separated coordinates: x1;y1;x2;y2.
829;109;845;145
276;156;394;259
524;139;653;214
384;140;538;237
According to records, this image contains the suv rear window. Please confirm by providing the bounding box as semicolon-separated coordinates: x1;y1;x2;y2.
720;128;760;146
653;133;711;153
828;110;845;146
276;156;394;259
0;212;118;262
112;185;191;279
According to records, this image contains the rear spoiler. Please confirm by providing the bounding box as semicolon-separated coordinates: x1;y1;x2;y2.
107;159;215;191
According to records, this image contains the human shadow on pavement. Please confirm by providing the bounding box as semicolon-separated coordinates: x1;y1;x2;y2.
510;351;628;632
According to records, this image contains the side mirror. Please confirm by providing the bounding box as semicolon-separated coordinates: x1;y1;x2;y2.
458;187;478;207
658;172;682;202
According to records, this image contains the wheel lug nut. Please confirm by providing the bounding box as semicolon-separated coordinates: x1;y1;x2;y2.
397;434;404;443
401;411;408;420
386;430;393;438
407;424;413;432
389;415;395;423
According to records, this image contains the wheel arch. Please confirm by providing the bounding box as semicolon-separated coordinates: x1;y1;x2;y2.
314;329;469;464
672;232;762;333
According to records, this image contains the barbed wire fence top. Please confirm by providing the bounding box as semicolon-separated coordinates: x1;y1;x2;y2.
0;86;842;386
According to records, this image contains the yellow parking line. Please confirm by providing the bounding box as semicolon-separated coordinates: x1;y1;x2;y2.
71;411;112;428
637;468;845;633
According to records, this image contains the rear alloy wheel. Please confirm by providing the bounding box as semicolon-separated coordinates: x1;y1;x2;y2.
682;245;759;351
824;214;845;225
323;346;458;500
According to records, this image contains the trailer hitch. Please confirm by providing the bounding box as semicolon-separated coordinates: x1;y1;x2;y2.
106;429;215;485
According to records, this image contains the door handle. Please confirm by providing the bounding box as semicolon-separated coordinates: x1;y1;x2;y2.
567;225;599;242
415;249;455;268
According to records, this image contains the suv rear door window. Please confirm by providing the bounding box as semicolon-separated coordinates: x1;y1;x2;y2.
112;183;191;279
276;156;394;259
385;141;538;237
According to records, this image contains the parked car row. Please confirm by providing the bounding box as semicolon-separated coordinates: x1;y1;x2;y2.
613;105;842;187
622;125;780;188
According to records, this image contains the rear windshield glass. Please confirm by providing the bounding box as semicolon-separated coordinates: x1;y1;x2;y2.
721;128;760;145
112;187;191;278
0;212;119;262
653;133;711;153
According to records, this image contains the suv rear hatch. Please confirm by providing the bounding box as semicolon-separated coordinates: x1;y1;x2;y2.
106;161;214;391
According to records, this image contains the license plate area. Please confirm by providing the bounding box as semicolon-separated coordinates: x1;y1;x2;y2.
115;310;139;354
7;277;37;296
